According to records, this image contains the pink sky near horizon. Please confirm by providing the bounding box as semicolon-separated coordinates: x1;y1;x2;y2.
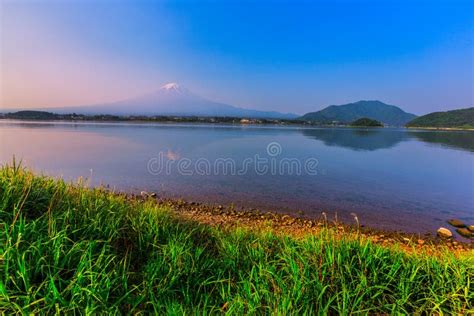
0;2;173;110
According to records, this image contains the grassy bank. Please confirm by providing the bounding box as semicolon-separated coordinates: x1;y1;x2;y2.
1;164;472;314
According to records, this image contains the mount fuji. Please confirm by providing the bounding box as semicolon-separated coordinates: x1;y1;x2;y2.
49;83;297;119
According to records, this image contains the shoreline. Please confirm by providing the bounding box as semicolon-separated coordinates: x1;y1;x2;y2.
3;165;473;313
3;117;474;131
133;193;473;254
407;126;474;131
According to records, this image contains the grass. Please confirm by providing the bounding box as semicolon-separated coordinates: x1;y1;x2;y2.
0;162;473;314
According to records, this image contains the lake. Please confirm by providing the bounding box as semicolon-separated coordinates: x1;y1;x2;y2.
1;120;473;235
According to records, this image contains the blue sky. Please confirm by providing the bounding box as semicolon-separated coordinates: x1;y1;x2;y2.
1;0;473;115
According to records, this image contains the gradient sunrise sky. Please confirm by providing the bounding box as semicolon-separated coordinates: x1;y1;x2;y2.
1;0;472;115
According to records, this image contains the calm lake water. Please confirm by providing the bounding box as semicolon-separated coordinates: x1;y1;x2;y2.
1;120;473;235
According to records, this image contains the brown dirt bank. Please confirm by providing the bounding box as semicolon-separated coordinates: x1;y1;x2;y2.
128;193;473;256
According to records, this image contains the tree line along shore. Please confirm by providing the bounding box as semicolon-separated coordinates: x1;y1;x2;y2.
1;106;473;129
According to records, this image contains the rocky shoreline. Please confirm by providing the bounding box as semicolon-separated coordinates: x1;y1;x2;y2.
133;192;473;254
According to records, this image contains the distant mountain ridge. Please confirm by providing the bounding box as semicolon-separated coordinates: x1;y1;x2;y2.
299;100;417;126
406;107;474;129
43;83;298;120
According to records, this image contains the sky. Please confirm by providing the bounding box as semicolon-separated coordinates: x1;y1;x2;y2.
0;0;473;115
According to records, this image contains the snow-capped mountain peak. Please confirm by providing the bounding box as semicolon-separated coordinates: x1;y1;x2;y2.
160;82;183;93
51;82;298;119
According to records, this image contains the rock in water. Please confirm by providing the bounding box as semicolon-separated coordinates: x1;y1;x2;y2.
468;225;474;232
437;227;453;238
447;219;466;228
456;228;473;239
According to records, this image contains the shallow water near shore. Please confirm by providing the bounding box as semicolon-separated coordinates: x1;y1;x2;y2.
1;120;473;236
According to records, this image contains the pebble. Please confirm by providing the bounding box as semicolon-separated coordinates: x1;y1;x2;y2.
447;219;466;228
437;227;453;238
456;228;473;239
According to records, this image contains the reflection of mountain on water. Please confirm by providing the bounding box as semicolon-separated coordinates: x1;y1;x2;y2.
408;130;474;152
301;127;474;152
301;128;409;151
